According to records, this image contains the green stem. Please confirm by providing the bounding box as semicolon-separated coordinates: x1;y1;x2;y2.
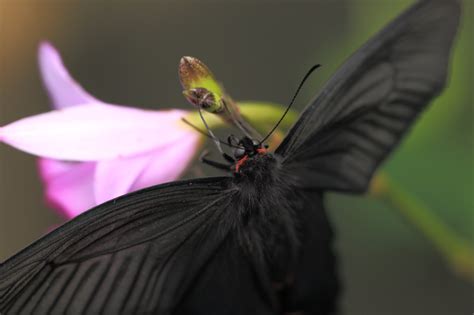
183;101;297;134
371;173;474;283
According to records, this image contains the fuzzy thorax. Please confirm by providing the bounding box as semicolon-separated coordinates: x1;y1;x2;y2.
230;153;300;282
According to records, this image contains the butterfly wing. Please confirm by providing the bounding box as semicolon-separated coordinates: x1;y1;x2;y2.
276;0;460;192
0;177;273;314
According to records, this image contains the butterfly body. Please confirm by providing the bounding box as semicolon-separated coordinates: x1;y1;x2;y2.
231;148;341;314
232;150;298;276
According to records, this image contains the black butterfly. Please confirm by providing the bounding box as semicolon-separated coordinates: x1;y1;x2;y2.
0;0;460;314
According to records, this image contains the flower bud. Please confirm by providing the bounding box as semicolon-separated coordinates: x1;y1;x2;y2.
179;56;224;113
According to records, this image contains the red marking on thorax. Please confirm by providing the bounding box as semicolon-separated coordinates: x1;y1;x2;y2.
235;148;267;173
235;155;249;173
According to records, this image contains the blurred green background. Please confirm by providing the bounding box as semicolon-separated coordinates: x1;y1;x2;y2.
0;0;472;314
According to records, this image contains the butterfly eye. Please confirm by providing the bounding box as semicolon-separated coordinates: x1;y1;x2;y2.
233;147;246;159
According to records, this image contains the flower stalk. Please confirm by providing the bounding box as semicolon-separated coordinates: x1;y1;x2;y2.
183;101;297;141
370;173;474;283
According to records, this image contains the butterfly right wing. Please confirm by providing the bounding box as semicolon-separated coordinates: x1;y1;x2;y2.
276;0;460;193
0;177;273;314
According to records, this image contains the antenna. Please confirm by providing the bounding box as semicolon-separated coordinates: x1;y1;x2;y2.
259;64;321;144
197;108;225;154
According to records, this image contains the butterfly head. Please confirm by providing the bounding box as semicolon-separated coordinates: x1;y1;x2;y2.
233;136;269;173
233;137;266;159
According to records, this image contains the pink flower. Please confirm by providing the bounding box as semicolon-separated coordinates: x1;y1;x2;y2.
0;42;200;219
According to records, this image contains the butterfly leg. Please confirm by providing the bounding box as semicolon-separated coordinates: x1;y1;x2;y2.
222;153;235;163
199;151;233;171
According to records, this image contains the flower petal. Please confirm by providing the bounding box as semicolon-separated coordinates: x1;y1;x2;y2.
93;132;199;204
38;158;96;219
39;42;100;109
93;154;153;205
131;133;200;191
0;104;191;161
38;156;76;180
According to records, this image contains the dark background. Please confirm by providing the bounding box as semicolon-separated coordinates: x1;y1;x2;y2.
0;1;472;314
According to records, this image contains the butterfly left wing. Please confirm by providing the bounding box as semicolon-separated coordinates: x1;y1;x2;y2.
0;177;274;315
276;0;460;193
